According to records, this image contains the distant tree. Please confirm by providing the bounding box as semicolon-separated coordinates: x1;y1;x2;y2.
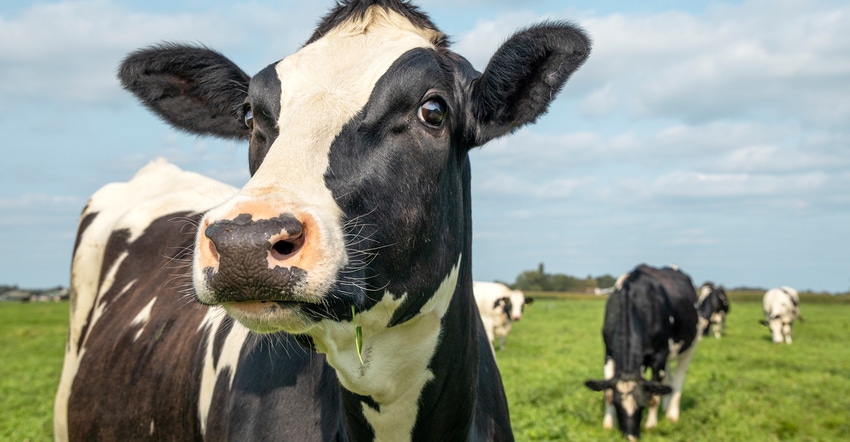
595;274;616;289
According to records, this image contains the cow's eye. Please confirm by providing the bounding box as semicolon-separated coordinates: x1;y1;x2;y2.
244;107;254;130
419;98;447;127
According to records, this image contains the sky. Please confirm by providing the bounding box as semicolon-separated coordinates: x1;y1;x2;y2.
0;0;848;293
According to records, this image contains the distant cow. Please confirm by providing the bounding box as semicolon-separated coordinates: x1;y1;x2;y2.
585;264;699;440
761;287;801;344
697;282;730;339
473;282;532;351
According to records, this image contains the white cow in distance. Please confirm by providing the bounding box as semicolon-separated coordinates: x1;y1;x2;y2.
761;287;801;344
473;282;533;351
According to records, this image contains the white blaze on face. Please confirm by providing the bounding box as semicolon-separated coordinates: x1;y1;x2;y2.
616;380;638;416
195;6;442;308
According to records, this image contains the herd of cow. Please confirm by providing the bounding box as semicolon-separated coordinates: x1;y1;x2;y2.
471;266;801;440
50;1;803;440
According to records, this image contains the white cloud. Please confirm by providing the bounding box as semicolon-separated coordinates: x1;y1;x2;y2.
0;1;323;108
574;0;850;126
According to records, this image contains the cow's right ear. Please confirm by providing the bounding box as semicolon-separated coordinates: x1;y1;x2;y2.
119;43;251;140
584;379;613;392
759;320;769;327
468;22;590;147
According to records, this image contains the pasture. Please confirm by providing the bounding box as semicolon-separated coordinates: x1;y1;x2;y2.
2;292;849;441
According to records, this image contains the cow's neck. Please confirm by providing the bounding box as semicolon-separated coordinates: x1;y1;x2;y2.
310;256;481;440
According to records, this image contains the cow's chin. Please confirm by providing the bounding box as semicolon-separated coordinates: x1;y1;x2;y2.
221;301;317;335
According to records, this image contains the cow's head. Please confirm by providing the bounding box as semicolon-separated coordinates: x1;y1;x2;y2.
118;0;589;336
508;289;532;321
585;375;672;439
761;314;794;344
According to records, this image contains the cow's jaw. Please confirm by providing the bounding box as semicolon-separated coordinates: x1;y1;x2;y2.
192;6;439;334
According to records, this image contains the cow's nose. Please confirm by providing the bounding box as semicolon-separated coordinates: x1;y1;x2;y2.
204;213;305;271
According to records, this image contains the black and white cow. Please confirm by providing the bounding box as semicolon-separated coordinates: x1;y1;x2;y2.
54;1;591;440
761;286;801;344
697;282;730;339
585;264;699;440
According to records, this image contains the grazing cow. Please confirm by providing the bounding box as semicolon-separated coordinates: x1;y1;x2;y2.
585;264;699;440
54;1;591;440
697;282;730;339
761;286;801;344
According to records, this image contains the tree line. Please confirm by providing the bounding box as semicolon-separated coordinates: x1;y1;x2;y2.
507;263;617;293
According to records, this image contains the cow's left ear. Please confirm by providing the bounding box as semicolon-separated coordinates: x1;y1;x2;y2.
468;22;591;147
119;43;251;140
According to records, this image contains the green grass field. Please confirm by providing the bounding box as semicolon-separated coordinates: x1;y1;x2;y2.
2;293;849;441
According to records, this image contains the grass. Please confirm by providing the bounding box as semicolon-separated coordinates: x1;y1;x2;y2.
2;293;849;441
0;302;67;442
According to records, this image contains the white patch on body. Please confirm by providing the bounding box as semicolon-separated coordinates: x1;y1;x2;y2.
131;297;158;341
197;308;251;436
313;257;461;442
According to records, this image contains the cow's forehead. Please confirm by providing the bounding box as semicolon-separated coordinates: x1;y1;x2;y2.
245;6;439;193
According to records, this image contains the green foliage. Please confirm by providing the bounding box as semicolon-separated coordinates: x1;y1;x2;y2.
0;302;68;442
498;296;850;441
513;262;615;293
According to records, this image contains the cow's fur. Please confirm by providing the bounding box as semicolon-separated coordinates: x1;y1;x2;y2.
761;286;801;344
585;264;699;440
54;1;591;440
697;282;731;339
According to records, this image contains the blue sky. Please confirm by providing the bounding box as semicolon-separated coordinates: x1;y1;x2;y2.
1;0;848;293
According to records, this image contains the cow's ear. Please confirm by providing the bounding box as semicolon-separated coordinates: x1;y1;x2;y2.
525;297;534;305
645;381;673;396
468;22;590;147
759;320;769;327
585;379;613;392
119;43;251;140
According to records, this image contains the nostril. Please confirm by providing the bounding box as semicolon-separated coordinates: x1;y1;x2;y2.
270;234;305;261
273;241;295;256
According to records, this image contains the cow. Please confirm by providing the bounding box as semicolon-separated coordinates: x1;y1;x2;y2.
697;282;730;339
585;264;700;440
761;286;801;344
53;1;591;440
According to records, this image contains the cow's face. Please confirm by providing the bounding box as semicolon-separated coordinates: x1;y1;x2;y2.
118;1;589;335
585;376;672;439
763;315;793;344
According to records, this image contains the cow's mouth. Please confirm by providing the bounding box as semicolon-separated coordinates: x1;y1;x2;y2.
220;299;319;334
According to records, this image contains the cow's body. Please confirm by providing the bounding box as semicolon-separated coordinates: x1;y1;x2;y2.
697;282;730;339
54;1;590;440
585;264;699;440
762;287;800;344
